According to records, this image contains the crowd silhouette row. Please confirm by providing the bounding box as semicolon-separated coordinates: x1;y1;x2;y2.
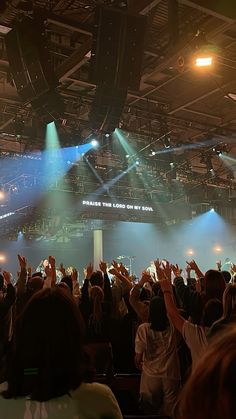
0;254;236;418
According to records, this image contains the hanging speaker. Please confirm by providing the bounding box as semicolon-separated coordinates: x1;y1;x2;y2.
5;16;57;103
90;6;147;91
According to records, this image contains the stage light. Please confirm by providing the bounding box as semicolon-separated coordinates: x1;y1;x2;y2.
210;208;215;212
186;249;194;256
105;133;110;138
170;162;174;167
0;191;5;200
91;139;98;147
0;254;6;262
126;154;130;158
195;56;213;67
214;245;222;253
135;160;140;166
151;151;156;156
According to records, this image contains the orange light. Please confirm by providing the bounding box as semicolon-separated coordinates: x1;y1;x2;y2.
186;249;194;256
0;191;5;200
195;56;213;67
0;254;6;262
214;246;222;253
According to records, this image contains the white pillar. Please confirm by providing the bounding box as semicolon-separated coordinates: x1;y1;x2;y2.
93;229;103;269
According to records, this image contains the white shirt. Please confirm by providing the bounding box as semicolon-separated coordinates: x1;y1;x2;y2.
182;320;208;368
0;382;122;419
135;322;180;380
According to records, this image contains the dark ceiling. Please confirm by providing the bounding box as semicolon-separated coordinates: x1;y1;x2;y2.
0;0;236;215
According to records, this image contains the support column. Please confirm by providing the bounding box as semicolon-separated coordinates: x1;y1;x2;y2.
93;229;103;269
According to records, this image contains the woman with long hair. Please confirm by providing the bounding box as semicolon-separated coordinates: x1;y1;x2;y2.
174;263;226;324
0;287;122;419
209;285;236;337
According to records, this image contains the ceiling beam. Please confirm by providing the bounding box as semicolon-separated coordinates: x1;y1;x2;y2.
169;80;236;114
47;13;93;36
56;38;92;81
0;116;14;130
128;0;162;14
179;0;235;23
183;108;222;121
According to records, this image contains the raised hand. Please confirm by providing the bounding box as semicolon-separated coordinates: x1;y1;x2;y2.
3;270;11;284
119;263;129;277
186;259;203;277
71;268;78;282
154;259;165;281
186;260;199;271
154;259;161;271
171;264;182;277
49;255;56;269
231;264;236;273
139;270;153;286
216;260;222;271
112;260;119;270
17;254;27;269
85;262;93;279
108;267;118;276
99;260;107;273
162;261;172;281
185;265;191;277
159;277;173;294
44;264;52;278
59;263;66;276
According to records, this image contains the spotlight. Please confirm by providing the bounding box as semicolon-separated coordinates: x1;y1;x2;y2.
135;160;140;166
91;139;98;147
0;254;6;262
170;162;175;167
105;133;110;138
151;151;156;156
126;154;130;158
0;191;5;200
214;245;222;253
186;249;194;256
210;208;215;212
195;56;213;67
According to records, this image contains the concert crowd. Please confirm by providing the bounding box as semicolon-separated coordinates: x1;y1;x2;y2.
0;254;236;418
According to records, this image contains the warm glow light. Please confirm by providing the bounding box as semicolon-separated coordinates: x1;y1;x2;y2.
0;191;5;200
195;56;213;67
0;254;6;262
186;249;194;256
214;246;222;253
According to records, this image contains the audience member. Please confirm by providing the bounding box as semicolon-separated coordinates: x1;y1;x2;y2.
1;252;236;419
176;326;236;419
0;287;122;419
135;296;180;416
